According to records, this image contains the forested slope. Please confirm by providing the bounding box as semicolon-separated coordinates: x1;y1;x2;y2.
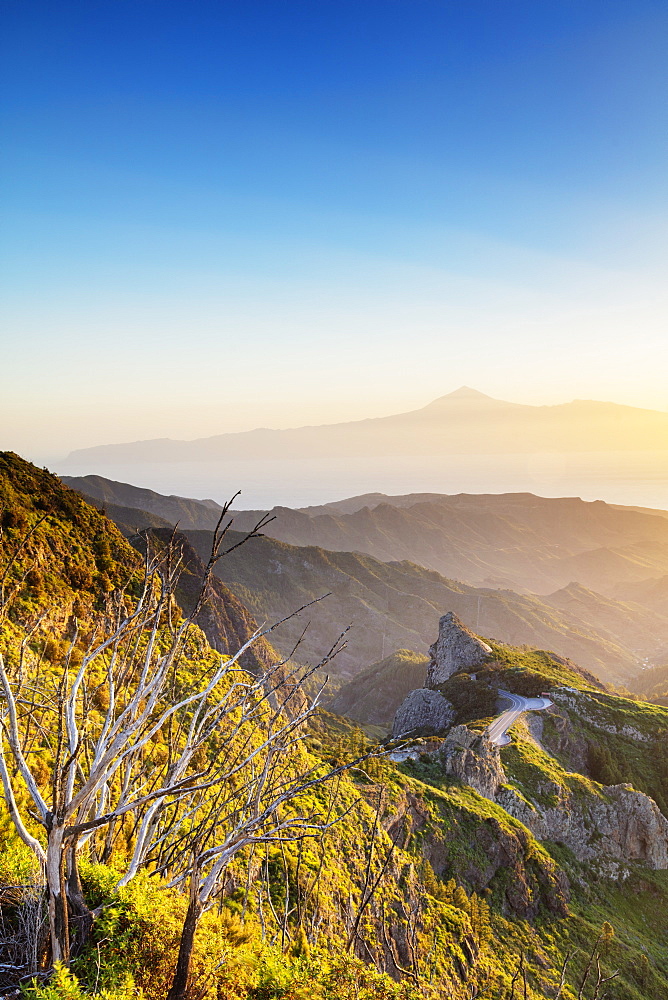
3;453;668;999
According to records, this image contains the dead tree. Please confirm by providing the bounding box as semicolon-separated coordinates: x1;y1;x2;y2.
0;511;381;988
144;637;379;1000
0;522;306;954
0;537;220;964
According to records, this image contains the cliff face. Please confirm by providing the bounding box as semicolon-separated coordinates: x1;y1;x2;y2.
428;714;668;872
437;726;506;800
497;781;668;869
392;688;454;737
429;705;668;871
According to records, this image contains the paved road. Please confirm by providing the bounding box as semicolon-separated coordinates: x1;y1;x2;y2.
486;689;553;747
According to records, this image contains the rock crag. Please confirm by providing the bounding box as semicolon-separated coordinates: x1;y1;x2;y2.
392;688;454;738
391;610;492;736
427;611;492;686
438;725;506;800
392;612;668;874
497;780;668;869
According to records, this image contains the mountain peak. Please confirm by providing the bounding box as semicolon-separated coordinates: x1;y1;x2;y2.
449;386;492;399
424;386;501;407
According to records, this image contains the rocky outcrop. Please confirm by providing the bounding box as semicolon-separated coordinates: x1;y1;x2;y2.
427;612;492;686
392;613;668;875
601;785;668;866
550;688;653;742
537;701;590;774
497;781;668;869
392;688;454;737
438;725;506;800
392;611;492;735
419;720;668;871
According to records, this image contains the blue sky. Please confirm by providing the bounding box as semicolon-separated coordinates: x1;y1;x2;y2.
2;0;667;460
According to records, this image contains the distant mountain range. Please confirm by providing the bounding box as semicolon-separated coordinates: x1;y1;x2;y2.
191;527;666;683
65;387;668;465
65;474;668;596
225;494;668;596
64;473;668;683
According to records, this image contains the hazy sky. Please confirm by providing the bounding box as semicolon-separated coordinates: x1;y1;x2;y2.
2;0;667;462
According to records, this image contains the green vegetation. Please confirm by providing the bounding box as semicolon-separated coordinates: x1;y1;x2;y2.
0;452;141;623
483;640;604;694
547;690;668;813
436;671;498;724
2;453;668;999
329;649;430;728
630;660;668;706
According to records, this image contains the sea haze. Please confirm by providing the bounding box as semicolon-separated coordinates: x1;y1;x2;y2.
57;450;668;511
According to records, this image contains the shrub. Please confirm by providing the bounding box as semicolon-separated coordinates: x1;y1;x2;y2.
22;963;141;999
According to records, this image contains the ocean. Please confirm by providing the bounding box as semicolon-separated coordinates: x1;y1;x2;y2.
57;449;668;512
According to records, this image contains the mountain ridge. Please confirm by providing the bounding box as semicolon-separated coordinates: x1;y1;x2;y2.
63;474;668;680
63;474;668;595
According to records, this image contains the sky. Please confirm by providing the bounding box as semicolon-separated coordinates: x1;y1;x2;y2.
1;0;668;463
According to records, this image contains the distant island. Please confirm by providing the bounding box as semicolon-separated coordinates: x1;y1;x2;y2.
65;387;668;464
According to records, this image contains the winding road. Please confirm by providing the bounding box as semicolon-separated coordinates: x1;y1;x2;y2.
486;689;553;747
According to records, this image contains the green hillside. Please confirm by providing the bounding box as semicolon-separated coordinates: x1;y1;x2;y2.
329;649;430;728
0;452;140;623
0;453;278;678
3;454;668;999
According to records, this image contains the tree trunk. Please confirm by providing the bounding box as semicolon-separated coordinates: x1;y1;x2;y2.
66;847;95;957
46;827;69;965
166;895;203;1000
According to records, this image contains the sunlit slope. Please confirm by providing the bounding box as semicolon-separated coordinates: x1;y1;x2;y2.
433;636;668;819
616;574;668;616
629;662;668;706
0;452;278;675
